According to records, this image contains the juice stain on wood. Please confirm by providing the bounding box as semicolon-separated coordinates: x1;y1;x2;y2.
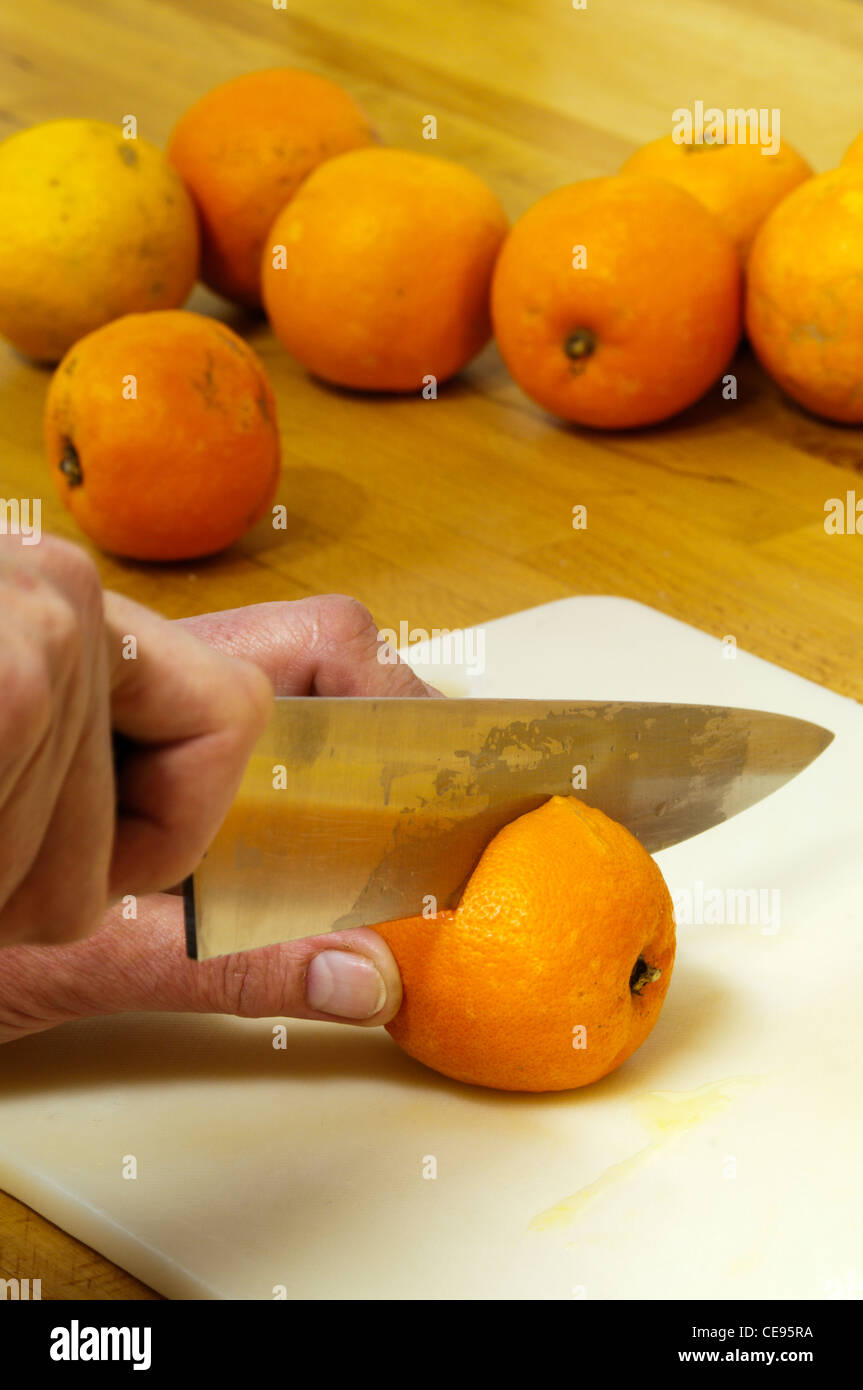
530;1076;761;1233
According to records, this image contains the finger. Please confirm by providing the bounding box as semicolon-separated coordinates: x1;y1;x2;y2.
103;592;273;897
177;595;443;697
0;536;113;945
0;894;403;1045
0;534;104;853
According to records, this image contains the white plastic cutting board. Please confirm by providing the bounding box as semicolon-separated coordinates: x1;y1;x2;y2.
1;597;861;1300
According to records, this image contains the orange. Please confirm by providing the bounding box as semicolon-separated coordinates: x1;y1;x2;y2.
841;129;863;167
620;133;812;263
45;310;280;561
746;167;863;423
261;147;509;391
0;119;198;362
168;68;377;307
376;796;675;1093
491;176;742;429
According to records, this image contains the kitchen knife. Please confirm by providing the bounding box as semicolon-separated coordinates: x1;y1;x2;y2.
184;699;832;961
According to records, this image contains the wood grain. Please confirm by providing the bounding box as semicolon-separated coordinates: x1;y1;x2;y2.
0;0;861;1299
0;1190;160;1300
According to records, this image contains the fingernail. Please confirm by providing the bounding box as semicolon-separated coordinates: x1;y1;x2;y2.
305;950;388;1020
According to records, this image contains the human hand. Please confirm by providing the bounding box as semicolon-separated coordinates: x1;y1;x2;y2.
0;591;439;1044
0;535;272;948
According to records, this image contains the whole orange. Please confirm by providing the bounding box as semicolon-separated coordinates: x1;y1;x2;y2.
261;148;509;391
620;134;812;262
0;119;198;362
375;796;675;1093
491;176;742;429
168;68;377;307
45;311;280;561
746;167;863;423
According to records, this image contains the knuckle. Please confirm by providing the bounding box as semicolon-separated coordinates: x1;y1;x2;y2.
313;595;378;648
36;570;102;684
38;587;86;675
0;640;53;748
42;545;102;653
5;627;51;701
40;535;102;602
71;550;103;612
213;950;262;1017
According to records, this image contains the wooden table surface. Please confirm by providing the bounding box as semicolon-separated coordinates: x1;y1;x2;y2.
1;0;861;1301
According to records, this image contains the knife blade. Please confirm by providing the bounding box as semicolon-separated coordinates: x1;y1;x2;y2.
184;699;832;961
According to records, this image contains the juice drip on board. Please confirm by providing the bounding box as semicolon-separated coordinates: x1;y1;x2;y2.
530;1075;760;1233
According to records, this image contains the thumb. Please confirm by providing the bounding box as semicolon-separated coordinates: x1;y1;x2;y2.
0;896;403;1045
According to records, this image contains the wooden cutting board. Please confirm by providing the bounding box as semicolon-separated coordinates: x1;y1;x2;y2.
0;597;860;1299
